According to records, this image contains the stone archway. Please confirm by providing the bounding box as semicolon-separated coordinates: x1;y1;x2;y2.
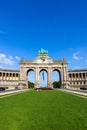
20;49;68;88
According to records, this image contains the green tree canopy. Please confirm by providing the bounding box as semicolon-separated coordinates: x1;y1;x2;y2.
53;81;61;88
28;81;34;88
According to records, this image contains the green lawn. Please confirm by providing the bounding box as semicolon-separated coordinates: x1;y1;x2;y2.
0;90;87;130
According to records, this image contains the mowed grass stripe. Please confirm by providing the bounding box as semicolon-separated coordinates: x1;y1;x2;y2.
0;90;87;130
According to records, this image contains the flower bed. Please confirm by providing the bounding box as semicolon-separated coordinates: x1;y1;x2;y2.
35;87;53;91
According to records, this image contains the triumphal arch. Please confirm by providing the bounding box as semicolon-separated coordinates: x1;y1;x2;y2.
20;49;68;88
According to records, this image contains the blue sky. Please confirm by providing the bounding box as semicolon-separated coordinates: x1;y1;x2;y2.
0;0;87;70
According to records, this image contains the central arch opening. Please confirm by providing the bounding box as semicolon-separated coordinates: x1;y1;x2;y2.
52;69;61;88
39;69;48;87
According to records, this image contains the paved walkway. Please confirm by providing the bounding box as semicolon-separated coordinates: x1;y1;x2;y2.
59;88;87;97
0;89;29;96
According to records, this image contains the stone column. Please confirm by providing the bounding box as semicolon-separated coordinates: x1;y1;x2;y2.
85;73;86;80
63;66;67;88
76;73;78;80
22;69;28;87
0;72;2;80
63;67;66;81
8;73;10;80
15;73;16;80
65;66;68;88
78;73;79;81
61;64;68;88
35;67;39;88
86;73;87;80
20;66;27;88
70;73;72;81
2;72;4;80
63;66;66;88
12;73;13;80
81;73;83;80
75;73;76;81
48;67;52;88
61;65;64;88
2;72;3;80
4;73;6;80
5;72;6;80
13;73;15;80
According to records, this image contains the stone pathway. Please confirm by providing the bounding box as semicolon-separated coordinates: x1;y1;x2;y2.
0;89;29;98
58;88;87;98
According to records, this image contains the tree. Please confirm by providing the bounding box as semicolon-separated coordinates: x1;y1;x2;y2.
28;81;34;88
53;81;61;88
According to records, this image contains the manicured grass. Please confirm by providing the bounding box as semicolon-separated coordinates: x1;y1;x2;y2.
0;90;87;130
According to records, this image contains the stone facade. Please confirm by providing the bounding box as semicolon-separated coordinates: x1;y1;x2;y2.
0;68;20;88
0;50;87;89
68;69;87;89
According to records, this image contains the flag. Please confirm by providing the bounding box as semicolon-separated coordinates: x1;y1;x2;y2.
42;71;44;80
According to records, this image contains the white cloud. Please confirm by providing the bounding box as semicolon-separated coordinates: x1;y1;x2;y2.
0;53;15;66
15;56;20;60
72;52;83;61
9;56;13;60
72;52;79;60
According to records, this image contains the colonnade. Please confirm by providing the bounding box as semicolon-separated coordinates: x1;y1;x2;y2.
68;72;87;81
0;72;19;81
68;70;87;87
1;68;87;88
